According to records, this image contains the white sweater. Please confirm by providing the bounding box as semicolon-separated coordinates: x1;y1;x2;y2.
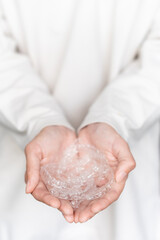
0;1;160;240
0;0;160;148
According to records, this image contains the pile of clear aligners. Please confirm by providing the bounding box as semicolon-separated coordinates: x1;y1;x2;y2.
40;140;114;209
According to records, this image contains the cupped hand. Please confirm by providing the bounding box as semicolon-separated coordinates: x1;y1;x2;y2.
25;126;76;223
74;123;136;223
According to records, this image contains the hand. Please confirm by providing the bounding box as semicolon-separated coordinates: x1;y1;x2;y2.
25;126;76;223
74;123;136;223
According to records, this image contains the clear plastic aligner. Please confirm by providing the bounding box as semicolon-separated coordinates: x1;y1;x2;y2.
40;140;114;209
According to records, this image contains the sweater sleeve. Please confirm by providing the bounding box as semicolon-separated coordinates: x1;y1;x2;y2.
0;7;74;149
79;5;160;141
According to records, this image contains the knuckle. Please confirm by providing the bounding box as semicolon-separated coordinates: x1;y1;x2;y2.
130;160;136;169
106;195;113;204
114;194;119;201
25;142;40;155
25;143;32;154
107;191;119;203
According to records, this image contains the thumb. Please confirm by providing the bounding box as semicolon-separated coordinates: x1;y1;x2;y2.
25;144;41;193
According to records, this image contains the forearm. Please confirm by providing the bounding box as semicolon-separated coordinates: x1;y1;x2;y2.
79;6;160;141
0;12;73;149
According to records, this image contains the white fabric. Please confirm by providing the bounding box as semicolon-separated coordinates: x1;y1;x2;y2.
0;0;160;239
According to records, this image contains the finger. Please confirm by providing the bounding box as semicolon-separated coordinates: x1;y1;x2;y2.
25;143;41;193
75;200;97;223
113;139;136;183
58;199;74;221
74;200;90;223
32;182;60;208
78;179;126;220
78;203;97;223
90;191;118;214
62;213;74;223
90;180;126;213
78;196;110;222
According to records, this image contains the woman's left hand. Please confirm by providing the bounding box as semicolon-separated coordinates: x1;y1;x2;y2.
73;123;136;223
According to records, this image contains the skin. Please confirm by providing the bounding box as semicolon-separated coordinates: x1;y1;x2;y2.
25;126;76;222
73;123;136;223
25;123;136;223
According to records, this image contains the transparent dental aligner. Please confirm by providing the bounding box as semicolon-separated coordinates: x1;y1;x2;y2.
40;140;114;209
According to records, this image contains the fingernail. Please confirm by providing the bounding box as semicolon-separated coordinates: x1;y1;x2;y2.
116;171;127;183
79;216;88;223
65;215;73;223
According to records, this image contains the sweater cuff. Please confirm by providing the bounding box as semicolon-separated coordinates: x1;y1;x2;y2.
22;116;75;149
78;111;129;141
